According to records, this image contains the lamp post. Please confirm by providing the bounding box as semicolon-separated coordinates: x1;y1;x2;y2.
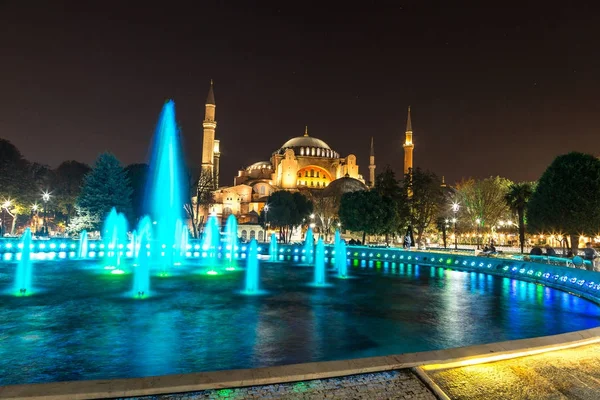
475;218;481;249
452;202;460;250
42;191;50;236
263;204;269;242
31;203;39;234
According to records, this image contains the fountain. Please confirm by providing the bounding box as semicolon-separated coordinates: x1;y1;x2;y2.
334;229;341;249
14;228;33;295
144;100;186;271
314;237;326;286
103;208;128;269
224;215;238;269
77;230;88;259
129;230;137;261
304;227;314;264
132;233;151;298
269;233;278;262
335;239;348;278
201;215;220;258
244;239;260;293
173;219;186;266
134;216;153;264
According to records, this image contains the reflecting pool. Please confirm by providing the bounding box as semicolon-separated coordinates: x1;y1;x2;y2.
1;259;599;385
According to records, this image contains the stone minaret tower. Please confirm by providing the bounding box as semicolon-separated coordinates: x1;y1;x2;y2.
201;80;218;188
402;106;414;175
368;137;376;188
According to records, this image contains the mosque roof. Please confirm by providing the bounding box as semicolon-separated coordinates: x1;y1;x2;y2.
246;161;272;171
278;126;334;154
322;175;368;197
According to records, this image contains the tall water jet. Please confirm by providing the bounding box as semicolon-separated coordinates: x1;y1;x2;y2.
269;233;278;262
103;208;128;269
202;215;220;258
14;228;33;295
314;237;326;286
244;239;260;293
133;233;151;298
172;219;186;265
335;240;348;278
304;227;314;264
77;230;88;259
334;229;341;248
224;214;238;269
129;230;137;261
135;216;153;264
145;100;186;272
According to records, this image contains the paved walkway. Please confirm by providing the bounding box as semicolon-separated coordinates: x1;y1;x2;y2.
118;370;436;400
425;343;600;399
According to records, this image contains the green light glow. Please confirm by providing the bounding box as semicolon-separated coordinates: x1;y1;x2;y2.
111;269;125;275
225;267;235;271
207;270;218;275
104;266;115;270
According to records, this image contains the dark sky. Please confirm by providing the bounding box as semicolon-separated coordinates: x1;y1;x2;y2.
1;1;599;185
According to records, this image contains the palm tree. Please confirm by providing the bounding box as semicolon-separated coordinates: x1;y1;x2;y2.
505;182;535;253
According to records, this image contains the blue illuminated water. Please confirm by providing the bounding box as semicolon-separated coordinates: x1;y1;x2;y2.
201;215;220;259
335;240;348;278
244;239;260;293
304;227;314;264
77;230;88;259
145;100;186;270
224;215;238;266
269;233;278;262
1;258;600;385
314;238;326;286
132;234;150;297
103;208;128;269
14;228;32;295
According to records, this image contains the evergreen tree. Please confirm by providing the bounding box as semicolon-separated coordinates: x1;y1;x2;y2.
505;181;535;253
527;152;600;254
77;153;132;230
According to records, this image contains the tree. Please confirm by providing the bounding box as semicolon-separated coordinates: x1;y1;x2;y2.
54;160;91;225
310;191;338;242
505;181;535;253
339;190;398;244
405;168;446;245
184;168;215;238
527;152;600;254
124;163;149;225
77;153;132;230
267;190;313;243
454;176;512;239
374;166;409;242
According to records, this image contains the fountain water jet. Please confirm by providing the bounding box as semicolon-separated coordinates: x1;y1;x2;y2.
335;238;348;278
202;215;220;261
14;228;33;295
135;216;153;264
78;230;88;259
103;208;128;269
133;233;151;298
244;239;260;293
314;237;326;286
269;233;278;262
224;215;238;269
145;100;186;272
304;227;314;264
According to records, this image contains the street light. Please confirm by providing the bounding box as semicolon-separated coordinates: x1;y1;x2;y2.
42;191;51;236
263;204;269;243
475;218;481;249
452;202;460;250
31;203;39;233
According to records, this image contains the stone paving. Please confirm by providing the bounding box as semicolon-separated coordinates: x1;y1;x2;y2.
426;343;600;400
118;370;436;400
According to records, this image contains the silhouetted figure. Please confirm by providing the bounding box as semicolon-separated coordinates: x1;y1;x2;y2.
545;246;556;256
530;246;543;256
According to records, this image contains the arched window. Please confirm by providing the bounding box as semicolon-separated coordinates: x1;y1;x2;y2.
316;171;320;178
311;147;315;156
300;147;304;156
258;231;264;242
259;186;265;195
310;169;314;177
250;230;256;240
241;230;248;241
305;171;308;177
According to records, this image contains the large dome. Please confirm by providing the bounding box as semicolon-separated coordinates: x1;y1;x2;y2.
277;128;339;158
322;175;368;197
280;136;331;150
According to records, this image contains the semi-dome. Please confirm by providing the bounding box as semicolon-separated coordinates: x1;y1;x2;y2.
322;175;368;197
246;161;272;171
277;127;339;158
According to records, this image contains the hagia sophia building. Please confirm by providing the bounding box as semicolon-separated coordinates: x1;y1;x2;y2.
196;81;414;234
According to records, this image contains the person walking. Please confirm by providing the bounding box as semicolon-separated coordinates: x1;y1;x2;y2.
583;242;598;271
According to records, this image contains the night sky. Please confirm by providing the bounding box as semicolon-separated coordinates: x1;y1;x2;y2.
2;1;599;185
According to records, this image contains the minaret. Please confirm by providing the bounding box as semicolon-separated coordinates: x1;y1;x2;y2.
402;106;414;175
201;80;217;187
368;137;376;188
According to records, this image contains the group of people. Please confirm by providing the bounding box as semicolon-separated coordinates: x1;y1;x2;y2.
530;242;598;271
